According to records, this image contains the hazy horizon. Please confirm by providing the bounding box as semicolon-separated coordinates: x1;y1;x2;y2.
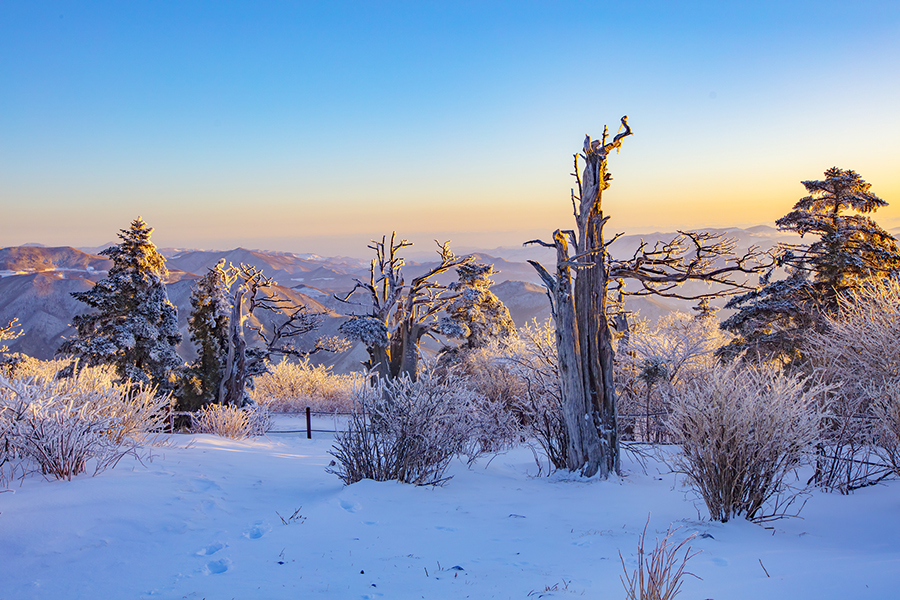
3;2;899;254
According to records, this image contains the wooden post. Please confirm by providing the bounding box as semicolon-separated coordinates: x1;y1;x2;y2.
306;406;312;439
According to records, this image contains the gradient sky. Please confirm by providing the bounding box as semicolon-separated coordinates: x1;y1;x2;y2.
2;1;899;257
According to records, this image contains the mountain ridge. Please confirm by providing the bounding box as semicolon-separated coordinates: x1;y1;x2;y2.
0;225;829;368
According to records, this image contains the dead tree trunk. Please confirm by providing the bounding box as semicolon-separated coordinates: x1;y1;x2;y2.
530;231;603;472
529;118;632;477
218;285;248;406
575;126;629;477
214;263;339;406
529;117;773;477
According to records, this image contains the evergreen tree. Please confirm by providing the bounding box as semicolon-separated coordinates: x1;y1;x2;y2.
58;218;182;390
178;260;230;411
721;167;900;365
437;262;517;357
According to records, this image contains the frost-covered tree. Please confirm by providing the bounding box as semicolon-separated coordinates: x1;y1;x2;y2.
338;234;474;381
58;218;182;392
528;118;771;477
0;318;24;376
720;167;900;366
187;262;343;407
178;260;231;411
0;319;20;352
616;309;730;443
436;262;517;359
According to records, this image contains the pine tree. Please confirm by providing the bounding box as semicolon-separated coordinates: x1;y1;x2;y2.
721;167;900;365
178;260;231;411
436;261;517;358
58;218;182;391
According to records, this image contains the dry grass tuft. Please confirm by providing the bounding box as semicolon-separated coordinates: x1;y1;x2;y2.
619;515;700;600
250;358;361;413
189;403;271;439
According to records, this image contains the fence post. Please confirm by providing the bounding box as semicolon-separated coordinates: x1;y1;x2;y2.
306;406;312;439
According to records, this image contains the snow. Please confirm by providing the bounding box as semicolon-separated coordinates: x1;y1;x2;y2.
1;420;898;599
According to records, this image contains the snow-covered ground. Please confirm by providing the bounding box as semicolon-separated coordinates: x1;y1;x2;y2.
1;419;898;599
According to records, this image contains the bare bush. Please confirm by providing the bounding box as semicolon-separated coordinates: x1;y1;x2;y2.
668;363;821;522
504;320;569;470
0;373;168;481
2;357;108;384
328;368;484;486
249;357;360;413
447;344;527;453
619;516;700;600
871;380;900;478
804;278;900;491
189;403;271;439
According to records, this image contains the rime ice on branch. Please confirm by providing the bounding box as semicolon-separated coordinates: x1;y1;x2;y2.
337;234;475;381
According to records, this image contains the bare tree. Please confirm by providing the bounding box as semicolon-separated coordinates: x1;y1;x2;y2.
338;233;474;380
214;262;345;406
528;117;773;477
0;319;20;350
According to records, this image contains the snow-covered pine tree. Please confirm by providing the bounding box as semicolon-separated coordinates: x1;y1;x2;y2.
178;260;231;411
58;218;182;391
721;167;900;366
436;261;517;360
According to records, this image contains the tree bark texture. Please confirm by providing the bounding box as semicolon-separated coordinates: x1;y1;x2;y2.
529;118;632;477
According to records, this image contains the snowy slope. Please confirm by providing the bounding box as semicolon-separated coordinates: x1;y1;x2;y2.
1;424;897;599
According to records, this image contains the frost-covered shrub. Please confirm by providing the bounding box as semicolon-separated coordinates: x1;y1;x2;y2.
872;380;900;478
444;344;525;452
668;363;821;522
804;278;900;491
0;373;168;481
7;357;73;382
328;368;486;486
249;358;361;413
189;403;271;439
189;403;268;439
500;320;568;470
616;311;729;444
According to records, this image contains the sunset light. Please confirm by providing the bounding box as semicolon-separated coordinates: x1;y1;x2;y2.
2;2;898;255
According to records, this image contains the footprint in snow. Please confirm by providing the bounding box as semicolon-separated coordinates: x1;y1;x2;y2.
204;558;232;575
340;499;362;513
712;557;728;567
190;477;221;493
197;542;226;556
243;522;271;540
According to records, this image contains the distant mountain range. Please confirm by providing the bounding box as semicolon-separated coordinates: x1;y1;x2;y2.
0;226;812;370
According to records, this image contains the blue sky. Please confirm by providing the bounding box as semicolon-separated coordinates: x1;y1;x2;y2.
2;1;898;256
